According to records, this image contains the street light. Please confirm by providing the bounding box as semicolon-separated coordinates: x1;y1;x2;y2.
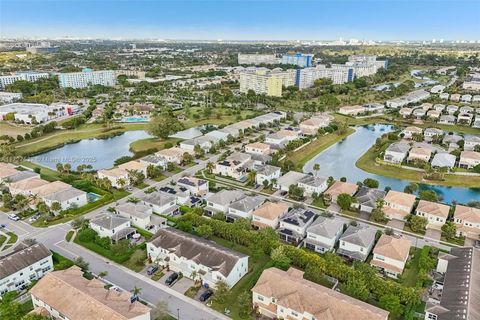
177;308;180;320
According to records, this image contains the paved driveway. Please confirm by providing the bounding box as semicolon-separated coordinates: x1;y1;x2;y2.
387;219;405;230
425;228;442;241
172;277;194;294
358;211;370;221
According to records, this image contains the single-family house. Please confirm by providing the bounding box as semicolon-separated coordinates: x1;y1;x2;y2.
118;160;148;176
459;151;480;169
464;136;480;151
8;178;49;196
324;180;358;204
296;175;328;196
42;188;88;210
116;202;155;229
402;126;423;139
177;177;209;196
399;107;413;118
354;187;386;213
413;108;427;119
274;171;307;191
337;225;376;262
155;147;185;164
450;94;461;102
453;205;480;239
433;104;446;112
427;109;441;119
141;192;178;217
439;114;456;125
423;128;443;141
446;105;459;114
439;92;449;100
227;195;265;222
338;105;366;116
97;168;130;188
431;153;457;169
459;106;474;114
251;201;290;229
139;154;167;170
147;228;248;288
278;209;315;244
407;147;432;163
457;113;473;125
90;214;135;241
304;217;344;253
299;114;333;135
415;200;450;229
213;152;251;180
383;190;416;221
384;142;411;164
255;165;281;186
461;94;472;102
204;189;245;216
245;142;271;155
370;235;412;278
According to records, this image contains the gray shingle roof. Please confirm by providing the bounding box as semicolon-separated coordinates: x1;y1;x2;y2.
91;214;129;230
230;195;265;213
298;175;328;188
307;217;344;239
149;228;247;277
0;241;51;279
205;189;244;206
355;187;386;208
340;225;376;247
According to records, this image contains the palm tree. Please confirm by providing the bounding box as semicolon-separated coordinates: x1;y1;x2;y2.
131;286;141;300
313;163;320;177
247;171;257;186
51;201;62;213
117;178;127;190
206;161;214;173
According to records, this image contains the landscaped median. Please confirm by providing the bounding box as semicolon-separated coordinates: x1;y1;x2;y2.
283;127;356;171
356;143;480;188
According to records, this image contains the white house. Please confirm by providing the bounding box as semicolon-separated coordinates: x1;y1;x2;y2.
245;142;271;155
90;214;135;241
227;195;265;222
177;177;209;196
304;217;344;253
464;136;480;151
297;175;328;196
141;192;178;217
98;168;130;188
415;200;450;229
370;235;412;278
459;151;480;169
155;147;185;164
147;228;249;288
278;209;316;244
255;165;281;186
274;171;307;191
401;126;422;139
213;152;251;180
204;189;245;216
42;188;88;210
383;190;416;221
0;241;53;296
384;142;411;164
140;154;168;170
116;202;154;229
251;201;290;229
29;266;151;320
454;205;480;240
337;225;376;262
118;160;148;176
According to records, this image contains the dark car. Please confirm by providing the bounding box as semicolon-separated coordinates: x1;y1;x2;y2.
146;265;158;275
165;272;179;286
199;289;214;302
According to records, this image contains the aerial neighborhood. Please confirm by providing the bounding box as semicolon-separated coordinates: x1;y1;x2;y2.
1;15;480;320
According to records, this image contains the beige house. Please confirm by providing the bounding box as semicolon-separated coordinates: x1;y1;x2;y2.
299;114;333;135
415;200;450;229
401;126;423;139
118;160;148;176
399;107;413;118
155;147;185;164
98;167;130;188
454;205;480;239
370;234;412;278
324;181;358;204
383;190;416;221
458;151;480;169
252;267;389;320
9;178;50;196
29;266;151;320
245;142;272;155
407;147;432;163
251;201;290;229
338;105;365;116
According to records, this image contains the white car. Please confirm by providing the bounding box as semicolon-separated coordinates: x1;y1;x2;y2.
8;213;20;221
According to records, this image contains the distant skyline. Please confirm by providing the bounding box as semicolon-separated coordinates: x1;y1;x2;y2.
1;0;480;41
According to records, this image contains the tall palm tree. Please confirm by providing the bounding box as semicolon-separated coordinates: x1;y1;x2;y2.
313;163;320;177
206;161;214;173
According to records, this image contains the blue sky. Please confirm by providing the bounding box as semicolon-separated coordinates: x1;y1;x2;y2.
1;0;479;40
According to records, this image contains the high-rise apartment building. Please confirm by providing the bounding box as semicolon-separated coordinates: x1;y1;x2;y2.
281;53;314;67
0;72;50;89
238;53;280;65
57;68;116;89
240;69;296;97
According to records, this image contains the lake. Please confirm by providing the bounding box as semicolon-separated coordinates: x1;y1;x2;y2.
169;125;216;140
30;130;152;171
303;124;480;205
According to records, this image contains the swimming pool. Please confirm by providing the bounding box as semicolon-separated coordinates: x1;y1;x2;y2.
87;192;102;203
121;117;149;123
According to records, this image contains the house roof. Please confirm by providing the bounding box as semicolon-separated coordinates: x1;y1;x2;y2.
431;153;456;168
246;142;270;151
252;201;290;220
298;175;328;188
280;208;315;227
230;195;265;213
416;200;450;219
205;189;245;206
156;147;185;158
355;187;386;208
454;205;480;223
256;164;280;177
252;267;389;320
409;147;432;157
9;178;49;191
460;151;480;161
98;167;128;178
118;160;148;172
117;202;152;218
43;188;86;203
384;190;416;208
340;225;376;247
404;126;423;133
0;241;51;279
149;228;247;277
325;181;358;197
91;214;130;230
373;234;411;262
307;217;344;239
29;266;150;320
385;142;410;154
277;171;307;188
426;247;480;320
6;170;39;183
34;181;72;197
177;177;207;187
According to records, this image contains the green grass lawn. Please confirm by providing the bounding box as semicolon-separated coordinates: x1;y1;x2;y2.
283;128;356;171
19;161;62;181
129;137;182;154
184;286;200;298
65;230;74;242
0;234;7;247
52;251;74;270
7;231;18;244
401;248;421;287
151;270;165;281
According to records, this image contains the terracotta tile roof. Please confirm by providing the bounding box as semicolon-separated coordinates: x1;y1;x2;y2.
33;181;72;196
252;201;289;220
325;181;358;197
416;200;450;219
373;234;411;262
454;205;480;223
384;190;416;208
252;267;389;320
0;167;18;179
29;266;150;320
9;178;49;191
246;142;270;150
371;259;404;274
409;147;432;156
156;147;185;158
461;150;480;160
118;160;148;172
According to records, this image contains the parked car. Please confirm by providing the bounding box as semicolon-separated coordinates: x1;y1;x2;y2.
28;214;40;223
8;213;20;221
146;265;158;275
199;289;214;302
165;272;179;286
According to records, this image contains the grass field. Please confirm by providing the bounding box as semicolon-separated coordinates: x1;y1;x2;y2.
129;137;182;154
284;128;356;171
0;122;34;137
356;144;480;188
